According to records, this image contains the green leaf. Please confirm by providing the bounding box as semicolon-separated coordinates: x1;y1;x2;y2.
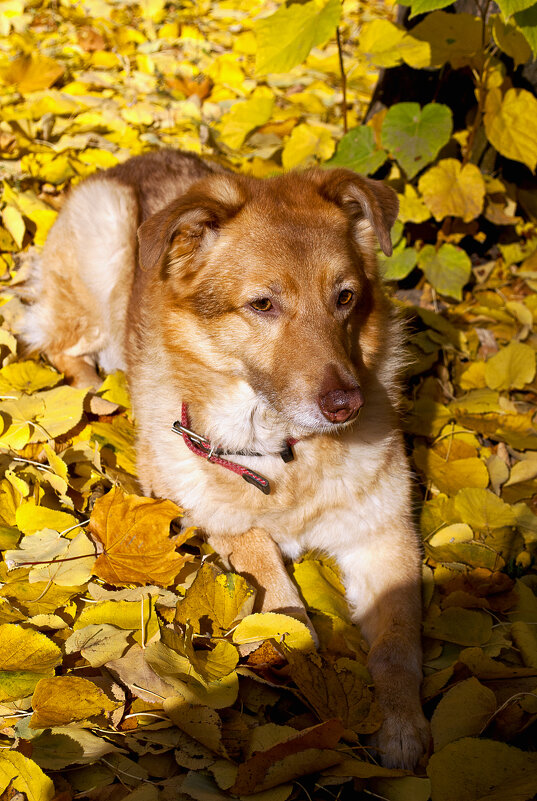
409;0;453;18
417;244;472;300
380;244;418;281
496;0;536;16
381;102;452;179
327;126;387;175
515;3;537;56
254;0;342;75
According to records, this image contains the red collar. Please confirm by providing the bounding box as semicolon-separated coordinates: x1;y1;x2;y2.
172;403;297;495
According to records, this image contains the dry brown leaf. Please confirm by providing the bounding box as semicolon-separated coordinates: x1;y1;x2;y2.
89;487;186;587
231;719;345;794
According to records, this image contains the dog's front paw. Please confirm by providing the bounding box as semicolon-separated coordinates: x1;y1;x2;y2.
371;707;430;769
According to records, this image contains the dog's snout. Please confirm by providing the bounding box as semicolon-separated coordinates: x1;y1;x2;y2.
318;365;364;424
319;387;364;423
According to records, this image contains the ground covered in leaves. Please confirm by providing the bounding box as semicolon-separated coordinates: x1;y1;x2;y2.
0;0;537;799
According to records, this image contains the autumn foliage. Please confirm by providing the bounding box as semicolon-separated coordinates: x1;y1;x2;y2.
0;0;536;799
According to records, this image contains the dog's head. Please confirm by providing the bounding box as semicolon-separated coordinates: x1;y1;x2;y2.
137;167;398;434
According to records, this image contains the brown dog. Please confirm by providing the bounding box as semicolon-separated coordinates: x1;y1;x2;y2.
22;149;429;768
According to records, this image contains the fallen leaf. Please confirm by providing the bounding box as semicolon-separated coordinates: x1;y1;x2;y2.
30;675;119;728
0;751;54;801
89;487;185;587
430;677;496;750
175;562;255;636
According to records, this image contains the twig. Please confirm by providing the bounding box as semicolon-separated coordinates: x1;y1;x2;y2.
336;27;348;134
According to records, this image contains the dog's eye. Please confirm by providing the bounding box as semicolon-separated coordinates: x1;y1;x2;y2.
337;289;354;307
250;298;273;312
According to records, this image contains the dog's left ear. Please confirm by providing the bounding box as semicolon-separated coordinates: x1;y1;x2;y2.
315;169;399;256
137;174;246;274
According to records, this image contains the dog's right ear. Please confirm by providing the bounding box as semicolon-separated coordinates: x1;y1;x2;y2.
137;174;245;275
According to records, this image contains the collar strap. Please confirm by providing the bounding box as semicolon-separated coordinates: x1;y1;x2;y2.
172;403;297;495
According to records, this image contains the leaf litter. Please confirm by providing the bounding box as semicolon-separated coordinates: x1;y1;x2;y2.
0;0;536;799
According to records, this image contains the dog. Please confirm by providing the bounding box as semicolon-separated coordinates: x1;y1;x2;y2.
22;149;430;768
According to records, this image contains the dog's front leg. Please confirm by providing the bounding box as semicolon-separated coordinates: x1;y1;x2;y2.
337;526;430;769
208;528;316;639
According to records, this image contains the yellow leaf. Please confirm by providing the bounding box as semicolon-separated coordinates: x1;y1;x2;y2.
428;523;474;548
15;502;77;535
65;624;132;668
282;123;335;169
74;598;159;644
0;622;61;672
505;456;537;487
418;159;485;222
164;702;228;755
454;487;516;529
218;88;274;150
423;607;492;645
1;54;64;93
1;183;57;246
28;531;96;587
89;487;184;587
0;751;54;801
0;394;41;449
484;87;537;172
30;675;118;728
233;612;316;652
360;20;405;68
1;206;25;249
21;153;76;185
511;621;537;668
292;559;349;620
76;149;119;169
430;677;496;751
492;16;532;68
410;12;482;70
459;360;487;390
98;370;131;412
413;446;489;494
484;342;536;390
207;54;245;88
175;562;255;635
91;417;137;474
397;184;431;224
0;361;61;394
121;102;156;126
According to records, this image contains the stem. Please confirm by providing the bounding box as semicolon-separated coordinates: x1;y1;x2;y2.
336;27;348;134
462;0;493;165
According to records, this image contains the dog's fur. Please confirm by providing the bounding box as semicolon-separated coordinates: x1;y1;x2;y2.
23;150;429;768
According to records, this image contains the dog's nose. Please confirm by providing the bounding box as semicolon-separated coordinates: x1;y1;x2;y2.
318;386;364;423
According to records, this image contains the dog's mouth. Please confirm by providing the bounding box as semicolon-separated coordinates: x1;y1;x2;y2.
281;399;364;438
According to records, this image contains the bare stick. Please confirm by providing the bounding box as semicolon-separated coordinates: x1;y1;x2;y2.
336;26;348;134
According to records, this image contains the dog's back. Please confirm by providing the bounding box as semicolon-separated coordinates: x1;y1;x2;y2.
21;150;217;381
